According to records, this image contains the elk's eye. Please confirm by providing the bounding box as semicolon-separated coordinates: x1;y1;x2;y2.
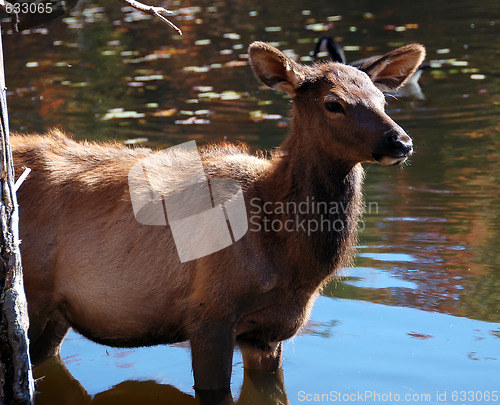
325;101;345;114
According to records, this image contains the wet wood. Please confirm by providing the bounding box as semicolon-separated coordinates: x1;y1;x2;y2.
0;26;35;405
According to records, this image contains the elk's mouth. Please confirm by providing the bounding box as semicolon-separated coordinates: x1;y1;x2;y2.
372;153;409;166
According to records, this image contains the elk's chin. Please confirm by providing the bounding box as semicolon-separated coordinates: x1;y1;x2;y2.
372;153;408;166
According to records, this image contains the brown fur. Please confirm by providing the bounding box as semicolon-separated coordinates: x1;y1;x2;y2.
14;42;424;393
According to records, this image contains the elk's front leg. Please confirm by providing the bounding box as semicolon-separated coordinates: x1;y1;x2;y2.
190;322;235;397
240;341;283;372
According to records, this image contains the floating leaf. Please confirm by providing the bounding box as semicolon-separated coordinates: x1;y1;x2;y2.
70;82;88;88
262;114;283;120
198;91;220;99
144;53;171;61
250;110;263;121
183;66;210;73
223;33;240;40
451;60;468;67
195;109;211;115
265;26;282;32
306;23;327;32
175;6;202;15
193;86;213;92
220;91;241;100
62;17;79;25
175;117;210;125
224;60;247;68
102;108;145;120
124;138;148;145
152;108;177;117
461;68;479;73
133;74;164;81
195;39;211;46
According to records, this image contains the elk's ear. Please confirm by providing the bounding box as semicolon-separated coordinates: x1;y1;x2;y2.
248;41;307;98
361;44;426;92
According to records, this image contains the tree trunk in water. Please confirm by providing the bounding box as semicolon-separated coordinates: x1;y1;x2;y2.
0;26;35;405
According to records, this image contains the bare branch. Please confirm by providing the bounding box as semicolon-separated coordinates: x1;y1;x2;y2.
14;167;31;192
117;0;182;35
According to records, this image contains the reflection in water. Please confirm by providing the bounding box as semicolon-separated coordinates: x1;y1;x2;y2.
4;0;500;403
35;356;90;405
34;355;289;405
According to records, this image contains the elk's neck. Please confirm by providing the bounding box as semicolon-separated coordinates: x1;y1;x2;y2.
254;128;365;286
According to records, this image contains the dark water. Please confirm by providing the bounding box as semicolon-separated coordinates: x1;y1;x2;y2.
3;0;500;403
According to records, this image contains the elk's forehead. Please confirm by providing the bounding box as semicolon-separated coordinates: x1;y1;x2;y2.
323;64;385;107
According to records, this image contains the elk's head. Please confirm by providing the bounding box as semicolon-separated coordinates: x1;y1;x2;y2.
248;42;425;166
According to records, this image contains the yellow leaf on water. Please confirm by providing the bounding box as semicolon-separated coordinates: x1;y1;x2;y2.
224;60;248;68
152;108;178;117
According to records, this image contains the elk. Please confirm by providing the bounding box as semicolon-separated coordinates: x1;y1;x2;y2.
13;41;424;402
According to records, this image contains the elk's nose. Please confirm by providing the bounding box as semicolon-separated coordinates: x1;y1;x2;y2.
387;130;413;156
392;140;413;155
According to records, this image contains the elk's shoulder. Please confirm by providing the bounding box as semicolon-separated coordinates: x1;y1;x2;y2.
200;142;272;187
